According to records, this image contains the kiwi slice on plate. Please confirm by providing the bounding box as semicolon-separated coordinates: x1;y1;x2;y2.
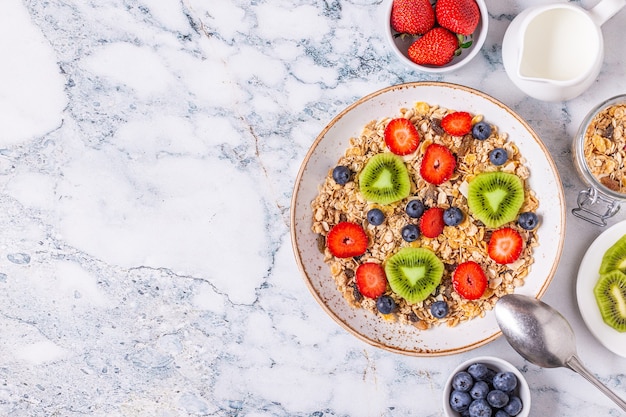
385;247;444;303
593;270;626;332
599;234;626;275
467;172;524;228
359;153;410;205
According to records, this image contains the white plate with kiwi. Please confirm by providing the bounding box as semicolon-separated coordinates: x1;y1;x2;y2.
576;220;626;357
290;82;566;356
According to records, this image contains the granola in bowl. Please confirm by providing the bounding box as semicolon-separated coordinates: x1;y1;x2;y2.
311;101;540;330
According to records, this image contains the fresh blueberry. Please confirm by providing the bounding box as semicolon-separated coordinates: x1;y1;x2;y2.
495;411;511;417
487;390;509;409
332;165;352;185
449;390;472;413
406;200;425;218
493;372;518;392
468;398;492;417
470;380;490;400
472;121;492;140
489;148;508;166
443;207;464;226
452;371;474;392
517;211;539;230
376;295;395;314
483;368;498;386
367;208;385;226
430;300;449;318
467;363;489;381
401;224;419;242
503;396;523;416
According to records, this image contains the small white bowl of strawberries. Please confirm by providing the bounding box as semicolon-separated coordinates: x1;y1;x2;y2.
385;0;488;72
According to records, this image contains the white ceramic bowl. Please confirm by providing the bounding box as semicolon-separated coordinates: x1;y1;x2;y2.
384;0;489;73
442;356;531;417
290;82;565;356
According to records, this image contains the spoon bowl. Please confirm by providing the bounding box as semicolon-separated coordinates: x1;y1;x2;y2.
495;294;626;412
495;293;576;368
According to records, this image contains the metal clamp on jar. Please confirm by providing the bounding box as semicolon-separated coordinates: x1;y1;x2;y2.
572;95;626;226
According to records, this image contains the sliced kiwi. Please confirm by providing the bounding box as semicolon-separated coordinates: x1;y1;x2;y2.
467;172;524;228
359;153;411;205
593;270;626;332
384;247;444;303
599;234;626;275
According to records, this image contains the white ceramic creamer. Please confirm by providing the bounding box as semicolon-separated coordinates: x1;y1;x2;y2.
502;0;626;102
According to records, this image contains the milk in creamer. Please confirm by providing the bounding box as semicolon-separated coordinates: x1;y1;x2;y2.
519;8;601;82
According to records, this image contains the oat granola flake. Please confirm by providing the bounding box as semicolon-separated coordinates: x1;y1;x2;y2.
311;101;540;330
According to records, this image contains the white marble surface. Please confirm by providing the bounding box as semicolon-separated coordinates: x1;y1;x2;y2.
1;0;625;415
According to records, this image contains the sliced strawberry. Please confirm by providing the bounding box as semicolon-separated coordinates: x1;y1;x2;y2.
391;0;435;35
452;261;487;300
441;111;473;136
420;143;456;185
326;222;368;258
355;262;387;299
419;207;445;238
488;227;523;264
384;118;421;155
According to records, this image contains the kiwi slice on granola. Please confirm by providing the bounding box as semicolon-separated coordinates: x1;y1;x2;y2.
467;172;524;228
359;153;411;205
599;234;626;275
384;247;444;303
593;270;626;332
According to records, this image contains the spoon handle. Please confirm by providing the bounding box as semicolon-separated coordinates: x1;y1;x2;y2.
566;355;626;412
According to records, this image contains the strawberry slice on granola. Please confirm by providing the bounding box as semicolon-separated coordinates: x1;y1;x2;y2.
355;262;387;299
420;143;457;185
452;261;488;300
419;207;445;238
326;222;368;258
441;111;473;136
488;227;523;264
384;118;421;156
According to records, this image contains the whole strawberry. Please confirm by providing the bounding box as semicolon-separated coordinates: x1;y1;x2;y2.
391;0;435;35
435;0;480;36
407;27;459;66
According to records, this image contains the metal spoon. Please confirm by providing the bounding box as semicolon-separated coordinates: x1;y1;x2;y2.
495;294;626;412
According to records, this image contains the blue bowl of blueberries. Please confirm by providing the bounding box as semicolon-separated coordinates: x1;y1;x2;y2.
443;356;530;417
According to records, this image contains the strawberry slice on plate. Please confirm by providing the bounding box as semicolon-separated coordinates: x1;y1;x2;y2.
453;261;487;300
488;227;523;264
355;262;387;299
419;207;445;238
326;222;368;258
420;143;456;185
441;111;473;136
384;118;421;156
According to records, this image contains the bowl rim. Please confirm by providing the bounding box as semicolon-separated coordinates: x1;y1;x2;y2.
290;81;566;356
384;0;490;73
441;355;531;417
